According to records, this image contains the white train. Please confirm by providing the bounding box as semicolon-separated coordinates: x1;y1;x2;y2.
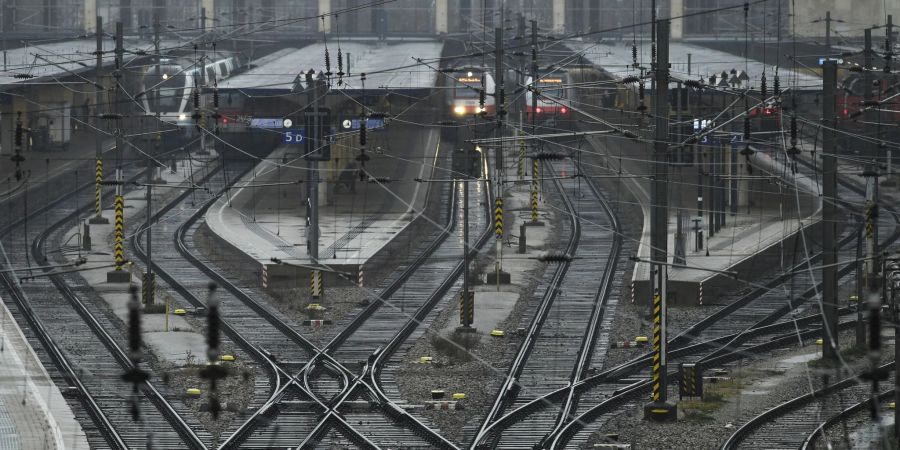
447;67;496;116
137;50;247;127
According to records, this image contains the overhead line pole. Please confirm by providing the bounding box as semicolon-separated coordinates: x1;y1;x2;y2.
90;15;108;225
821;59;839;361
644;18;676;422
493;24;508;285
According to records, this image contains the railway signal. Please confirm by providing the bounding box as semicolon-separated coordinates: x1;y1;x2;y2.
121;286;149;422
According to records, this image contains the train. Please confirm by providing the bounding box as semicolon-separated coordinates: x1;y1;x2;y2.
524;69;573;124
136;50;248;128
446;67;496;117
838;71;900;120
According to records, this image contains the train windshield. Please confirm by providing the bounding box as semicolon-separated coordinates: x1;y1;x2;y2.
536;77;564;99
455;75;482;98
145;64;187;112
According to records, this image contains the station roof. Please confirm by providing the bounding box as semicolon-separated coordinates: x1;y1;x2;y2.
219;40;444;94
570;40;823;91
0;37;182;89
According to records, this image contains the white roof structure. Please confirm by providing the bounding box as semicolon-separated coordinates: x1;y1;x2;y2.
0;37;183;88
219;40;444;93
570;40;823;91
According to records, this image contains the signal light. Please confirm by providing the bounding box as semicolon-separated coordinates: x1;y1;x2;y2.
560;107;568;114
536;107;542;114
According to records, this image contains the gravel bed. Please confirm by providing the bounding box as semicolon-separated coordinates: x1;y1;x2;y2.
158;358;255;445
583;330;894;449
394;184;562;445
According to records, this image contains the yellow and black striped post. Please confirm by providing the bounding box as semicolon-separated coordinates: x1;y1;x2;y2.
459;290;474;327
95;159;103;216
114;195;125;270
311;269;323;299
494;197;503;238
89;158;109;224
678;363;703;399
651;291;662;401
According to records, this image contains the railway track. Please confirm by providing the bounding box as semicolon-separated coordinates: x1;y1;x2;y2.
467;154;622;449
469;136;900;448
126;153;388;448
298;175;492;449
160;144;486;448
722;362;894;450
0;163;211;449
206;138;499;448
801;389;895;450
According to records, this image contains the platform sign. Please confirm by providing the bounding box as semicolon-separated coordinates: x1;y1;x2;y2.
341;117;386;130
283;129;305;144
304;108;331;161
249;118;282;129
818;57;844;66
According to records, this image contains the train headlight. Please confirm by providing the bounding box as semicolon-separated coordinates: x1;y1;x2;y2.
475;106;484;113
178;113;187;121
453;105;466;115
162;73;169;80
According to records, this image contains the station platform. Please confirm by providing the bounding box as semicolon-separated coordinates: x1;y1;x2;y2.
205;126;440;289
585;133;821;307
0;300;88;449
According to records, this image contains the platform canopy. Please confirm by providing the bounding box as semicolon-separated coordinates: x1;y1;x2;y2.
219;39;444;95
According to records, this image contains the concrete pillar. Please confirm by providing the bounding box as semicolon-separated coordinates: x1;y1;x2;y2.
552;0;565;34
84;0;97;34
202;0;215;31
436;0;448;34
670;0;683;39
318;0;331;33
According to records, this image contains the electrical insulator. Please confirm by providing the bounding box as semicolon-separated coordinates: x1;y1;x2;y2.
790;116;797;147
632;44;638;66
773;74;780;97
760;73;767;97
337;48;344;76
479;89;486;109
213;88;219;108
193;89;200;111
499;88;505;109
743;116;751;141
637;80;646;111
651;44;656;65
325;48;332;76
15;113;22;148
